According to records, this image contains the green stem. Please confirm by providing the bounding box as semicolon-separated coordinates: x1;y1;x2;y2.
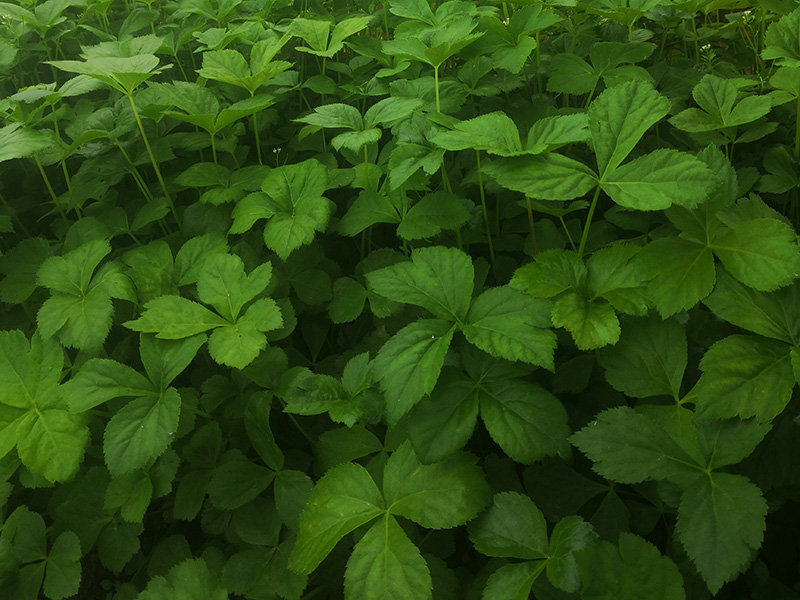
691;14;699;60
434;65;440;113
34;154;68;226
475;151;495;266
525;196;539;254
535;32;542;97
126;92;177;220
577;185;602;258
363;144;370;190
211;133;218;165
560;216;577;252
795;97;800;160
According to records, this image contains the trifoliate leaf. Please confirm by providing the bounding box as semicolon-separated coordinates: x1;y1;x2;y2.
598;317;686;400
373;319;457;425
694;335;794;421
233;159;332;259
383;442;490;529
676;473;766;594
468;492;548;559
289;462;384;574
344;514;432;600
196;254;272;320
37;240;131;350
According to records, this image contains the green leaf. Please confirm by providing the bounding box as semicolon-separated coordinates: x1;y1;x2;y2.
478;379;570;463
482;562;545;600
763;8;800;67
366;246;474;321
103;387;181;477
468;492;548;559
432;112;522;156
711;218;800;292
258;159;333;259
462;287;556;370
44;532;81;600
16;409;89;483
405;378;479;463
195;254;271;320
48;55;164;94
571;407;700;484
207;455;275;510
337;190;402;236
137;558;228;600
547;54;596;95
588;81;670;177
329;277;367;323
551;293;620;350
374;319;456;425
344;514;432;600
290;462;384;574
694;335;794;421
670;75;772;132
140;334;207;392
62;359;155;413
676;473;766;594
600;149;716;210
383;442;490;529
0;124;52;163
296;103;363;130
577;533;685;600
546;516;596;592
703;268;800;343
397;192;471;240
483;154;597;200
124;296;228;338
637;237;716;318
511;249;586;298
598;318;686;400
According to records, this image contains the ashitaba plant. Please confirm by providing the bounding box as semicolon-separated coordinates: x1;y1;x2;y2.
1;0;800;598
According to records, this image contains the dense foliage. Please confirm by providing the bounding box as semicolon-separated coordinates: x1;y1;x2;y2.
1;0;800;597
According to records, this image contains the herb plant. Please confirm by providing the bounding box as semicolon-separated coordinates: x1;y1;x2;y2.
1;0;800;598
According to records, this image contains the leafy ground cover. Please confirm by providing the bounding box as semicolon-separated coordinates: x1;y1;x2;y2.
1;0;800;598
